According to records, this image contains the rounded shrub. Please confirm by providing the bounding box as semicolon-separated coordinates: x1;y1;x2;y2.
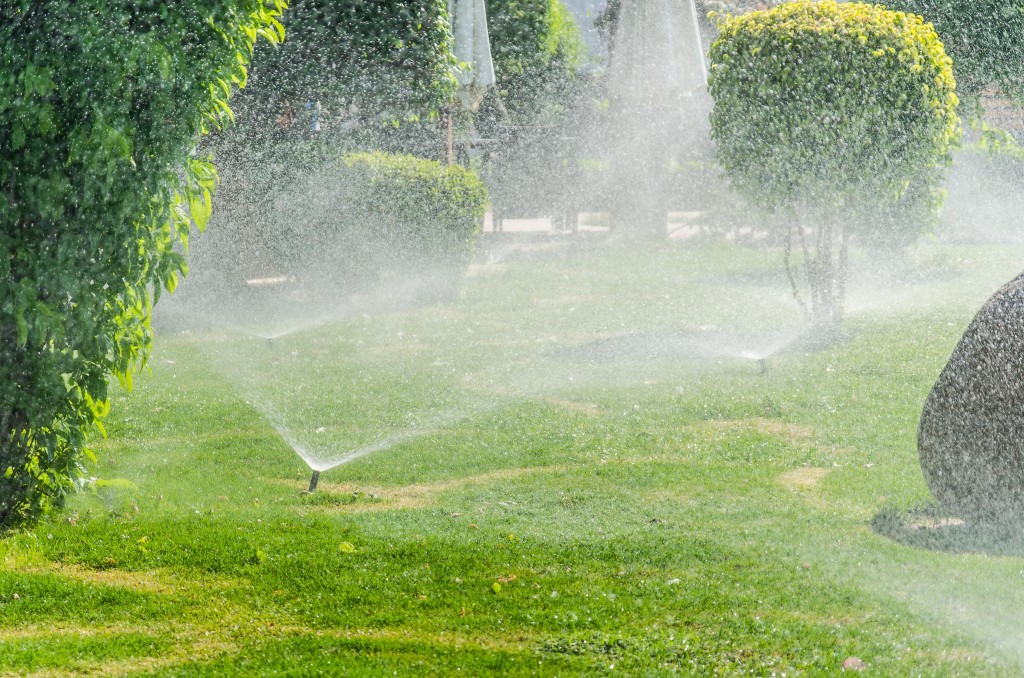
0;1;284;526
919;272;1024;525
271;151;488;301
708;0;959;324
710;0;958;212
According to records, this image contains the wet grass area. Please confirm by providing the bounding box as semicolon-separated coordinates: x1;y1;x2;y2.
3;240;1024;675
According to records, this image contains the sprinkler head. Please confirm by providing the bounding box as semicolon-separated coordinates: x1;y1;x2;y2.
308;470;320;493
757;358;768;374
267;337;274;350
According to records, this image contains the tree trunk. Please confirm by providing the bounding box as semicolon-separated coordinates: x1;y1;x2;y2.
0;408;29;527
808;215;842;330
793;209;844;331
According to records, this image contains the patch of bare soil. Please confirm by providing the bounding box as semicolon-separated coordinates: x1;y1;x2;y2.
778;467;830;491
542;398;601;416
706;418;816;446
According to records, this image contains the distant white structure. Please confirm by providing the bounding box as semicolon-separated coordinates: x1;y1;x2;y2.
605;0;709;238
449;0;497;107
607;0;706;103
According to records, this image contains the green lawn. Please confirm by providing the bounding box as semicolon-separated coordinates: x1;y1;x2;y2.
3;238;1024;675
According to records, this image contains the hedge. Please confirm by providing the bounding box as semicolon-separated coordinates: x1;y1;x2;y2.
269;151;488;301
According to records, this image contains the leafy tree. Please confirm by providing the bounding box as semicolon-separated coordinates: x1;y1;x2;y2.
709;0;960;327
230;0;456;141
0;1;285;527
487;0;586;125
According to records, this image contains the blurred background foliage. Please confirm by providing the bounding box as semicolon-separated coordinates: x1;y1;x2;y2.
885;0;1024;108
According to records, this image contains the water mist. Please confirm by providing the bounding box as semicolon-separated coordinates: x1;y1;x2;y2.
605;0;707;238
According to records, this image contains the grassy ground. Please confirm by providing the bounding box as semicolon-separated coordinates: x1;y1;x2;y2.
3;238;1024;676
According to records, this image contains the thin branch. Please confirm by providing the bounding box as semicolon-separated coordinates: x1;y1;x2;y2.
838;222;849;315
784;220;809;317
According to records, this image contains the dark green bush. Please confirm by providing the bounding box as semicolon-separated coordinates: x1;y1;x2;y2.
270;151;488;300
708;0;959;325
0;1;284;526
884;0;1024;105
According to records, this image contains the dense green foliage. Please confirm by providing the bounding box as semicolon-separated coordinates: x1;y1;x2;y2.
884;0;1024;105
0;1;285;526
708;0;959;323
487;0;586;124
232;0;455;139
271;151;488;299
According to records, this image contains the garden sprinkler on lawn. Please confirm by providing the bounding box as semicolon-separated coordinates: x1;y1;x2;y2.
308;470;320;492
741;352;770;374
741;328;825;375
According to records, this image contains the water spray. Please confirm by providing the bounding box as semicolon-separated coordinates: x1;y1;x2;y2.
740;351;770;374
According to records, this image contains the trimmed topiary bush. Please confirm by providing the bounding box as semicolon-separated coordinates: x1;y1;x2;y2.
919;272;1024;525
0;1;285;527
708;0;959;325
270;151;488;301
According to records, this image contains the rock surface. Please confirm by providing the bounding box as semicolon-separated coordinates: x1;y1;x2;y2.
919;272;1024;524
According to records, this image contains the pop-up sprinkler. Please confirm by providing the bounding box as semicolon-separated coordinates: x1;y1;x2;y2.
308;470;320;492
742;352;770;374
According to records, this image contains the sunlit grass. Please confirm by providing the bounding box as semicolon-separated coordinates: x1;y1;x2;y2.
2;239;1023;675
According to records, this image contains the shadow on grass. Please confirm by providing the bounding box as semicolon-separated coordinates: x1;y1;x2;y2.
556;325;850;365
871;504;1024;556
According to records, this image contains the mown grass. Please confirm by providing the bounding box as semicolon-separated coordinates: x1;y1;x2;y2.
2;238;1024;675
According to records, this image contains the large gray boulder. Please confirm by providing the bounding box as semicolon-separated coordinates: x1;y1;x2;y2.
919;272;1024;524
